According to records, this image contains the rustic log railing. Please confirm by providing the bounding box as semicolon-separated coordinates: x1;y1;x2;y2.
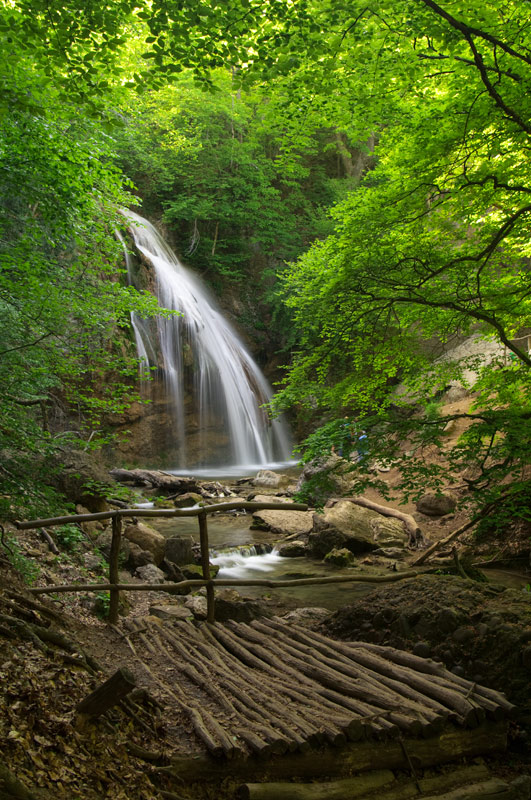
15;502;417;624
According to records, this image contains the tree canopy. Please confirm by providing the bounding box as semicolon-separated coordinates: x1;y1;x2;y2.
1;0;530;518
273;0;531;510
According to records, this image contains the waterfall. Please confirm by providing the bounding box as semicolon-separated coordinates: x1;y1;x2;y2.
121;209;293;471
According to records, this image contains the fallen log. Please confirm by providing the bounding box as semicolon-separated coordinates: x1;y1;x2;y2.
161;721;508;783
76;666;136;720
238;768;395;800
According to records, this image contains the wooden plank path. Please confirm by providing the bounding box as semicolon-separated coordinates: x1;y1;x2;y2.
120;617;514;760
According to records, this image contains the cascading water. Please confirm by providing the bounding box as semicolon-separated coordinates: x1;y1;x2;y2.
121;209;293;472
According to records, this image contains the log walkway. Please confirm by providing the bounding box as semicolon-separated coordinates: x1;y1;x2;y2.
120;616;514;761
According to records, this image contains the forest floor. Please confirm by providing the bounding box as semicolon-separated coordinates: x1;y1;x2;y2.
1;393;530;798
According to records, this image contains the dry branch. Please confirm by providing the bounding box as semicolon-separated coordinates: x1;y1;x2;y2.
411;516;482;566
27;570;418;596
15;500;309;530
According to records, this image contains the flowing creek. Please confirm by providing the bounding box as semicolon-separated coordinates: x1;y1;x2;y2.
150;513;391;611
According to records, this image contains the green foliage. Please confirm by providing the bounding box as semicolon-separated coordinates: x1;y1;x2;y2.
0;53;166;518
94;590;111;619
273;0;531;509
54;524;84;552
0;531;40;584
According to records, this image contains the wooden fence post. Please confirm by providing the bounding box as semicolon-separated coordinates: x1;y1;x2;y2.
108;514;122;624
198;511;215;623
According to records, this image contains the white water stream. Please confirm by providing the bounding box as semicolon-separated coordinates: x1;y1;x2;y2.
120;209;293;470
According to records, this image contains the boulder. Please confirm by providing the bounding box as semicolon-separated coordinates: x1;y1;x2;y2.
324;547;355;567
96;530;131;562
149;604;192;621
75;504;107;537
281;607;331;627
173;492;203;508
48;448;112;511
309;501;407;557
135;563;166;583
123;522;166;565
251;494;314;536
277;540;309;558
166;535;194;565
416;491;457;517
253;470;291;489
214;597;266;623
127;542;154;569
180;563;219;580
185;595;208;619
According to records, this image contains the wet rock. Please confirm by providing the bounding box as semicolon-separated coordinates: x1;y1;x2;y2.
281;607;331;627
123;522;166;565
324;547;355;567
135;563;166;583
180;563;219;580
253;470;291;489
173;492;203;508
161;559;187;585
277;540;309;557
416;491;457;517
166;535;194;565
251;494;314;536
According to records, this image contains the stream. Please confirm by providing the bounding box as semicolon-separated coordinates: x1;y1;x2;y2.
150;513;410;611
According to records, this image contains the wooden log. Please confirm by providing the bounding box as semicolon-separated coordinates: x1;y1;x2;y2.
254;620;444;730
340;640;514;715
204;624;371;742
279;625;480;726
108;514;122;624
419;778;518;800
262;620;447;726
76;667;136;719
234;621;431;730
238;764;511;800
188;707;225;758
15;500;309;529
162;722;508;783
238;769;395;800
198;511;215;623
223;624;400;740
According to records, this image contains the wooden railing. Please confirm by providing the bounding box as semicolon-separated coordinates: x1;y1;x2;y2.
15;502;417;623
